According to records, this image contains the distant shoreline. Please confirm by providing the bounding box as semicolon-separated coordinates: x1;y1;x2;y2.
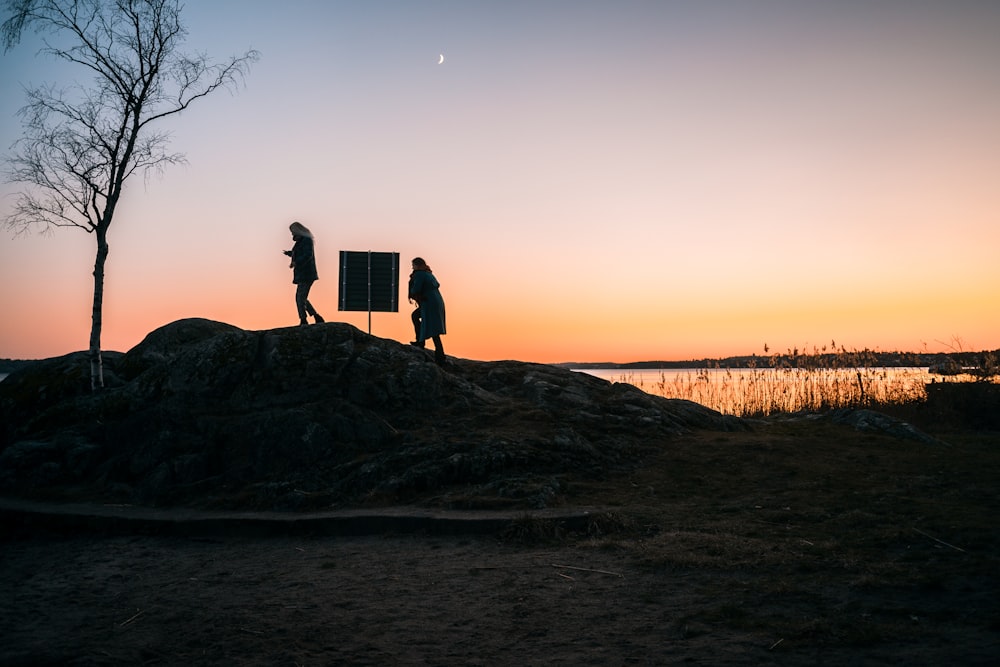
557;349;998;371
3;348;997;375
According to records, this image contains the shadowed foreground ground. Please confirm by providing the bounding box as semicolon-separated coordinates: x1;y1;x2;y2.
2;418;998;666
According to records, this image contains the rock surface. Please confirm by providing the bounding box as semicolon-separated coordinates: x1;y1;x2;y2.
0;319;744;511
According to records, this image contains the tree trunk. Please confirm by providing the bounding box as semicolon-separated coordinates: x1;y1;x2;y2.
90;229;109;391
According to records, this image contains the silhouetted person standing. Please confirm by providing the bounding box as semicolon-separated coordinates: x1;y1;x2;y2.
283;221;324;326
408;257;446;365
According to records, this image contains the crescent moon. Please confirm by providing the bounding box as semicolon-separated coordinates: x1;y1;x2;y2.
437;54;444;64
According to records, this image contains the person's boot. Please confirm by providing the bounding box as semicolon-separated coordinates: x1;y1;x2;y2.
299;318;308;327
314;313;325;324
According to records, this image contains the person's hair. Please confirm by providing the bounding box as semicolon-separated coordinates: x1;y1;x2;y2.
411;257;430;271
289;221;313;239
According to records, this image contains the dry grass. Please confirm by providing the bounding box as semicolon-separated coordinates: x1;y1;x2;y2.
625;366;929;417
616;346;995;417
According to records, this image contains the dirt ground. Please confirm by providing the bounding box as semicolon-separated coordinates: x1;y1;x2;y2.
2;418;999;666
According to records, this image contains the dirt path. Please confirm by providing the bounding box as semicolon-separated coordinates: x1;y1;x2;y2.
3;531;995;666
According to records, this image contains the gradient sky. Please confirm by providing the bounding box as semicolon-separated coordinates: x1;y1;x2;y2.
2;0;998;363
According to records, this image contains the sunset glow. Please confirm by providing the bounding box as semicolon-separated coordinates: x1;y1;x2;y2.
2;1;999;363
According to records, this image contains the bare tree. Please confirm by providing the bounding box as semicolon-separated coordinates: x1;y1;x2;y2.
1;0;258;389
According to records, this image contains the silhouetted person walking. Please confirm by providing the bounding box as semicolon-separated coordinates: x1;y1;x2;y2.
283;221;324;326
408;257;446;365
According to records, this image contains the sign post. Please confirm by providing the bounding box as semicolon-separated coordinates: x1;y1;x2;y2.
338;251;400;333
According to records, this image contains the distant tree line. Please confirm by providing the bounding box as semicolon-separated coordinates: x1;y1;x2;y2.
560;349;1000;376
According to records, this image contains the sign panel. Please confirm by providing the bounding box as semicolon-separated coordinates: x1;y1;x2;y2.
338;251;399;313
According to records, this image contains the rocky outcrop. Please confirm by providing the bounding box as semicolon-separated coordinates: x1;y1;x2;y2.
828;409;949;445
0;318;745;511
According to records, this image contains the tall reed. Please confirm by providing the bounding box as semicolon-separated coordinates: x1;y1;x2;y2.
618;345;937;417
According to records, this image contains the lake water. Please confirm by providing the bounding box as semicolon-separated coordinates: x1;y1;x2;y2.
574;366;936;385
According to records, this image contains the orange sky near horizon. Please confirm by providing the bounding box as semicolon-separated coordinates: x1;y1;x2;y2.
2;1;999;364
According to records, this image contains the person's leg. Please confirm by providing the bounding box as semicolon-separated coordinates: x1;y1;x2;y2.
295;283;326;324
431;335;445;365
410;308;425;346
295;282;311;325
302;290;323;323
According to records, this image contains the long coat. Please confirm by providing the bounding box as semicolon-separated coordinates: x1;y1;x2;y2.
409;270;446;338
290;236;318;284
